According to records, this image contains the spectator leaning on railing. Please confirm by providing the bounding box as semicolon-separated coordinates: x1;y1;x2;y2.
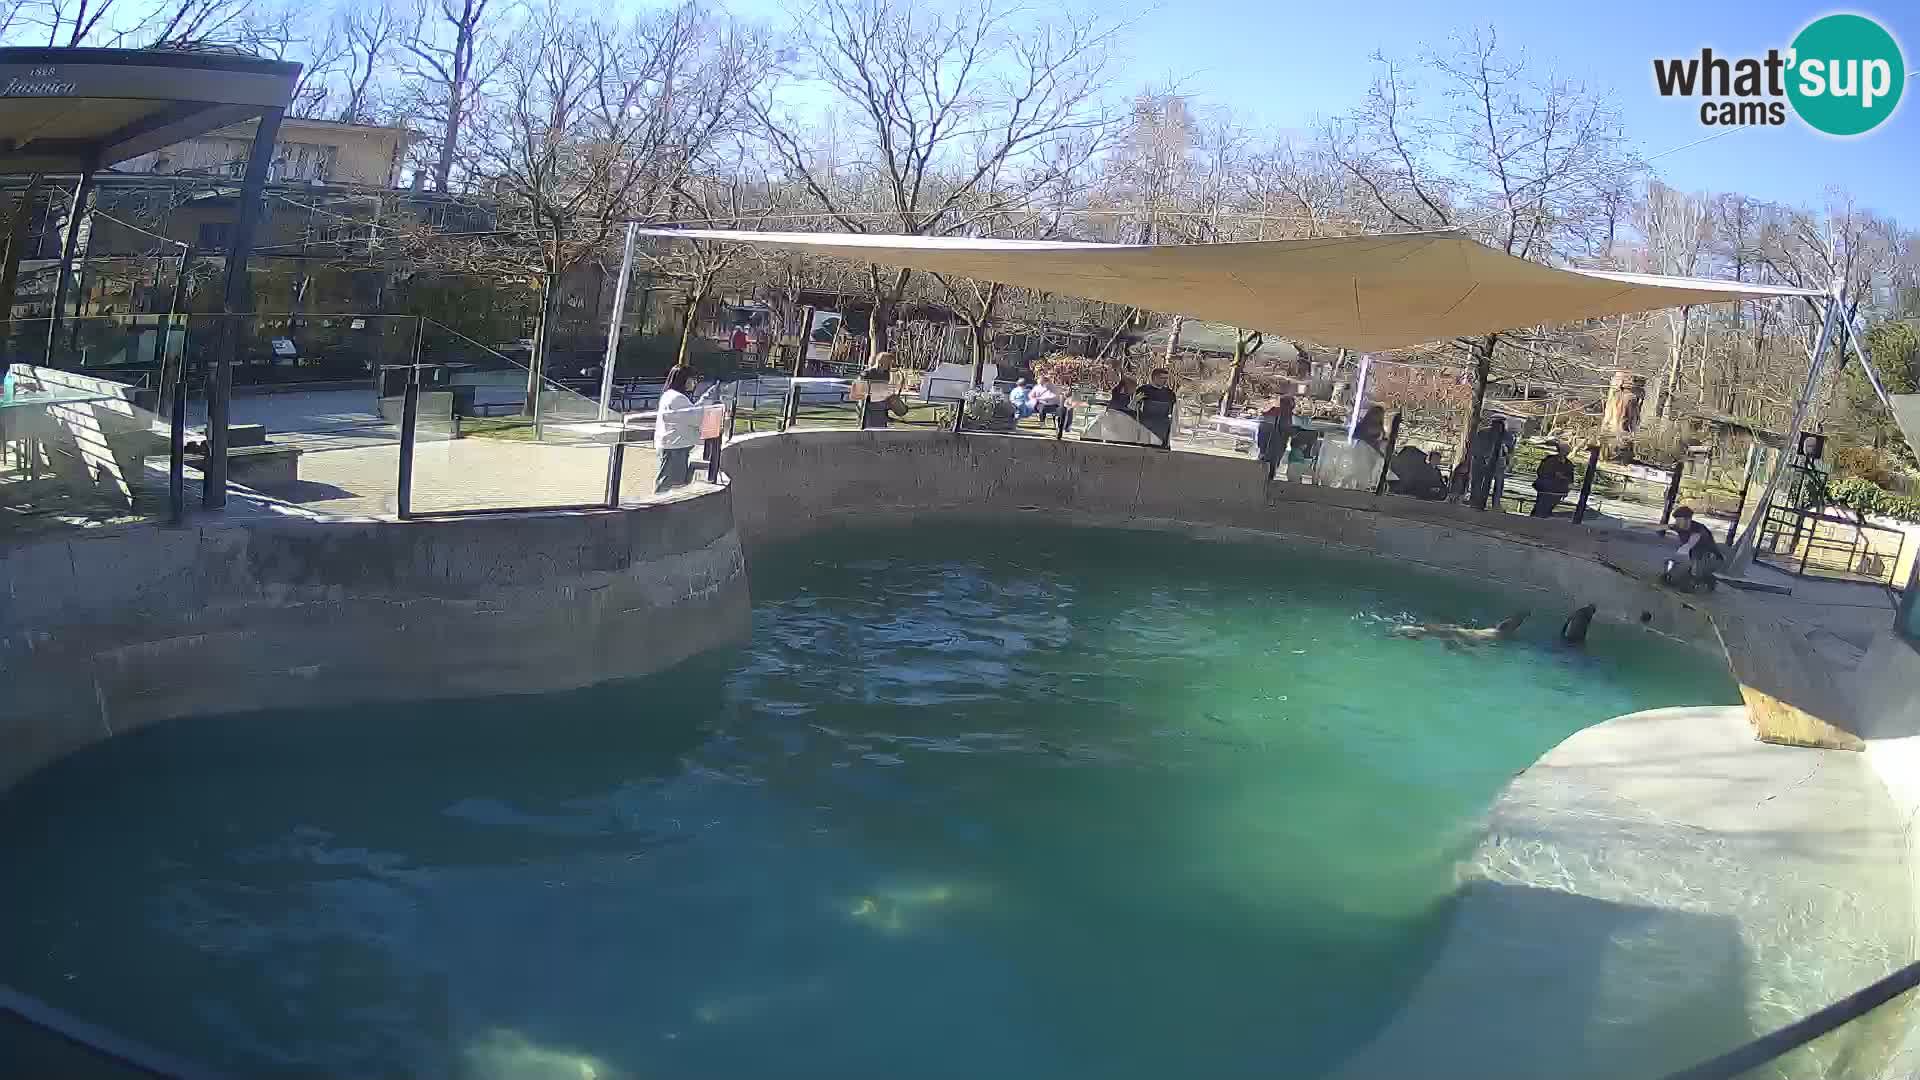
654;365;715;494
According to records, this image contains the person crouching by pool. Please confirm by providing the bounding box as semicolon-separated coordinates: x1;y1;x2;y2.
1137;368;1177;448
856;350;911;428
1659;505;1724;592
654;365;711;493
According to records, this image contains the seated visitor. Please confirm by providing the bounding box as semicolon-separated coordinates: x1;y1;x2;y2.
1390;445;1446;499
1531;442;1576;518
1010;378;1037;418
1659;505;1724;592
1033;381;1069;427
856;350;911;428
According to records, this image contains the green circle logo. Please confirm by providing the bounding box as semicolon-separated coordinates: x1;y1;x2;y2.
1787;14;1905;136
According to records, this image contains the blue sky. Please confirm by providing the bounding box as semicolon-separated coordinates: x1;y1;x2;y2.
745;0;1918;222
1117;0;1918;220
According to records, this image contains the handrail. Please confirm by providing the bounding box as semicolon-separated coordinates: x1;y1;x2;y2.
1659;959;1920;1080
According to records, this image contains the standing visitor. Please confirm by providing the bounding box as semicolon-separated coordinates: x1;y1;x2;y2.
654;365;709;494
1137;368;1177;448
1531;442;1576;518
1468;417;1508;509
1255;397;1295;480
730;325;749;355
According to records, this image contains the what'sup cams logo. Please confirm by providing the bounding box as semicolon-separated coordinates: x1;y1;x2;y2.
1653;13;1904;136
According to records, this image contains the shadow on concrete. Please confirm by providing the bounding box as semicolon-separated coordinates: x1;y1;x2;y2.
1331;881;1755;1080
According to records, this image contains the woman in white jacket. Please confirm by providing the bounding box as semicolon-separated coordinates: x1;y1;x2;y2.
654;366;711;493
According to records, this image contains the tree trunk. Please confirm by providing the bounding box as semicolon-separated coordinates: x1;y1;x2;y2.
434;89;462;193
967;322;991;387
867;265;911;354
675;279;708;368
1454;334;1497;497
1219;330;1251;417
1162;315;1183;369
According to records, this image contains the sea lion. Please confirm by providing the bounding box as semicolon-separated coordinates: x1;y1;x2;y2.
1390;610;1530;646
1561;603;1597;645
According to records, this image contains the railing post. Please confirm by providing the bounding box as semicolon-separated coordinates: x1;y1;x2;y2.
1661;458;1684;524
605;437;626;508
396;318;424;518
168;356;186;525
1374;411;1402;495
1572;445;1601;524
705;436;721;483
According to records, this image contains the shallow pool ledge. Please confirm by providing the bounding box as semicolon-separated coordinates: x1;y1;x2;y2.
0;485;751;792
1332;704;1914;1080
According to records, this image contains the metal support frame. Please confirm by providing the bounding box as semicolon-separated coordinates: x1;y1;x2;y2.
1374;411;1402;495
152;243;191;418
1725;442;1761;548
782;304;813;433
598;222;638;421
44;165;96;365
204;108;283;510
1572;445;1600;524
1728;282;1844;574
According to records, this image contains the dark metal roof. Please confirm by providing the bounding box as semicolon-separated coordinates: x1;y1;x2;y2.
0;47;299;175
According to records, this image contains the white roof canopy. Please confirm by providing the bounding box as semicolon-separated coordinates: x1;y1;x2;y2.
641;228;1818;352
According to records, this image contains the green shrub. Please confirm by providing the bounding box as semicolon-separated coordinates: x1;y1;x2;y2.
1829;475;1920;523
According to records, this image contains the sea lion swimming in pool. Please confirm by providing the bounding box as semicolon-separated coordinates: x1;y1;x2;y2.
1561;603;1597;645
1390;610;1530;646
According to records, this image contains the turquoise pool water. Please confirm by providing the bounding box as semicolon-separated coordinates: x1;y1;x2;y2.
0;524;1739;1078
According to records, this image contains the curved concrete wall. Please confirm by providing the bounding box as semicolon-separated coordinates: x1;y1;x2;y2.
0;487;750;792
724;429;1720;645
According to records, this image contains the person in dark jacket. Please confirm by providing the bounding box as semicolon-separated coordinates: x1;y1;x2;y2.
1468;417;1507;509
1255;397;1295;480
1353;405;1386;452
1107;375;1139;416
1531;442;1576;517
1137;367;1177;448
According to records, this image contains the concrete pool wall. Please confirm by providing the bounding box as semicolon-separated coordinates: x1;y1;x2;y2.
2;426;1913;1074
722;429;1721;643
0;485;750;793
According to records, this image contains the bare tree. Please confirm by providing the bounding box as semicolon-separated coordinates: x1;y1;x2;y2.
1639;181;1712;419
402;0;505;193
753;0;1124;352
1332;27;1628;482
414;3;769;405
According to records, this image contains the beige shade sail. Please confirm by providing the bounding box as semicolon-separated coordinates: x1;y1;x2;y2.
639;228;1818;352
